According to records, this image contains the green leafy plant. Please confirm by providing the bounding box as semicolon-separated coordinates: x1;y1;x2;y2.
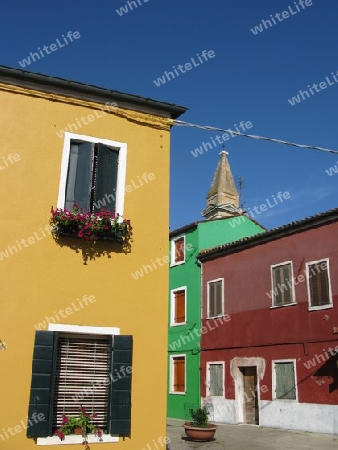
54;406;102;444
189;406;210;428
50;204;132;243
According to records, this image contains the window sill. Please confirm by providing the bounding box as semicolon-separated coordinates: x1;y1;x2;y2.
308;304;333;311
37;434;119;445
170;261;185;267
170;322;187;327
206;314;225;319
169;391;186;395
270;302;297;309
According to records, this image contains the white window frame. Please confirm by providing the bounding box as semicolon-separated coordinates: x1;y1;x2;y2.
37;324;120;446
272;359;298;401
169;354;186;395
207;278;224;319
170;235;186;266
306;258;333;311
170;286;187;326
57;132;127;217
206;361;225;398
270;261;296;308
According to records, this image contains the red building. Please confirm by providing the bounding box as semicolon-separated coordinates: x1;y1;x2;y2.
198;208;338;434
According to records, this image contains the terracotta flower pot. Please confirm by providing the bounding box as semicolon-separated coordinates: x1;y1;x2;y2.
73;426;83;435
183;422;217;441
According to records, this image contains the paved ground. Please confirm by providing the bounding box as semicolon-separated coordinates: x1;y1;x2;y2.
167;418;338;450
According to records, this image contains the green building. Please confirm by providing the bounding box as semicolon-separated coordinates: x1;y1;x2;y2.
167;151;265;419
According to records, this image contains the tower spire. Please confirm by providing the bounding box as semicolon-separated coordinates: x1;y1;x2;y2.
201;149;242;220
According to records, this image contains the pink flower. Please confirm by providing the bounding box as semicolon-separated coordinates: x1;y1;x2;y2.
62;414;69;424
55;429;65;440
97;427;102;437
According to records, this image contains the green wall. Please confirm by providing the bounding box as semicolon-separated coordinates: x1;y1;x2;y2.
167;216;265;419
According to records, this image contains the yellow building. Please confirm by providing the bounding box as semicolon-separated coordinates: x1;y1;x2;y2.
0;66;186;449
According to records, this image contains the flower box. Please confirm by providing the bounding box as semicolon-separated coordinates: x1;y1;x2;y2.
50;205;132;244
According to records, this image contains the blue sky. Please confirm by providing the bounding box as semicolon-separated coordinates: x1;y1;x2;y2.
1;0;337;230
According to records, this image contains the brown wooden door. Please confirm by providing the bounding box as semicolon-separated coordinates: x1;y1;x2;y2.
240;367;259;425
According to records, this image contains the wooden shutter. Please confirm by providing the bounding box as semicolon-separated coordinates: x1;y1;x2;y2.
309;262;329;306
173;357;185;392
53;336;110;430
65;142;94;212
93;144;118;213
209;364;223;396
174;238;184;263
275;362;296;399
209;283;215;317
27;331;58;438
208;281;222;317
273;264;292;306
109;335;133;436
216;281;223;316
175;290;185;323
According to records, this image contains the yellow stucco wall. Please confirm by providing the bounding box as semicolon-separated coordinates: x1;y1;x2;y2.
0;83;173;449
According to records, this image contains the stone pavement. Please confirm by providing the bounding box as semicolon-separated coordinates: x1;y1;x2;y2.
167;418;337;450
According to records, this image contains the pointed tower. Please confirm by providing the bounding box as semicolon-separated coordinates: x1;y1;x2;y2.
201;150;242;220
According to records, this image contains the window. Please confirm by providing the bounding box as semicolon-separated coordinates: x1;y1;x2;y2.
27;326;132;443
207;279;224;318
57;133;127;215
171;236;185;265
273;361;297;400
207;363;224;397
306;259;332;309
271;262;295;306
170;355;185;394
170;287;186;325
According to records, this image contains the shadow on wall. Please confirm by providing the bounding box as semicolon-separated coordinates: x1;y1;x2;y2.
314;353;338;393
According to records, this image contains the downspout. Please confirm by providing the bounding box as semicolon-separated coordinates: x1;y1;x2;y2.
197;257;202;408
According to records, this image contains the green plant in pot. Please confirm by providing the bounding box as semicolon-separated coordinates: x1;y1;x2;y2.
183;406;217;441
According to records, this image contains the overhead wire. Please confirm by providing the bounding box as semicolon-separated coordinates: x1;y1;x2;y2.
173;119;338;155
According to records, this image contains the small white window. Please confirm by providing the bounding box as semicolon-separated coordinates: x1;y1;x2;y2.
207;279;224;318
306;259;332;310
170;235;185;266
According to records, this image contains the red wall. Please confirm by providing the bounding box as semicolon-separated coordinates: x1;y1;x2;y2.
201;221;338;404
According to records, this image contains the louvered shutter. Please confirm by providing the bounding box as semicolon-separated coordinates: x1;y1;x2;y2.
275;362;296;400
319;263;329;305
208;283;215;317
174;238;184;263
309;262;329;306
209;364;223;396
175;290;185;323
53;336;110;429
216;281;223;315
65;142;94;212
309;265;319;306
93;144;118;213
109;335;133;436
173;357;185;392
27;331;58;437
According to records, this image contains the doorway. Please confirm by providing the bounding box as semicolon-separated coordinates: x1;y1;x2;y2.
239;366;259;425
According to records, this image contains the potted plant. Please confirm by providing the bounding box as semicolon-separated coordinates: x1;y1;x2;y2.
183;406;217;441
50;204;132;244
54;406;103;445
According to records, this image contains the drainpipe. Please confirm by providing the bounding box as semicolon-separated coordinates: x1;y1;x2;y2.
197;257;202;408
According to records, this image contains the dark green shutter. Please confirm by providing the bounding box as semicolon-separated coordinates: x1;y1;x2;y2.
27;331;58;437
65;142;94;212
93;144;118;213
109;335;132;436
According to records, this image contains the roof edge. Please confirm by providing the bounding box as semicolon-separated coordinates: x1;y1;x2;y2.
0;65;188;119
198;208;338;261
